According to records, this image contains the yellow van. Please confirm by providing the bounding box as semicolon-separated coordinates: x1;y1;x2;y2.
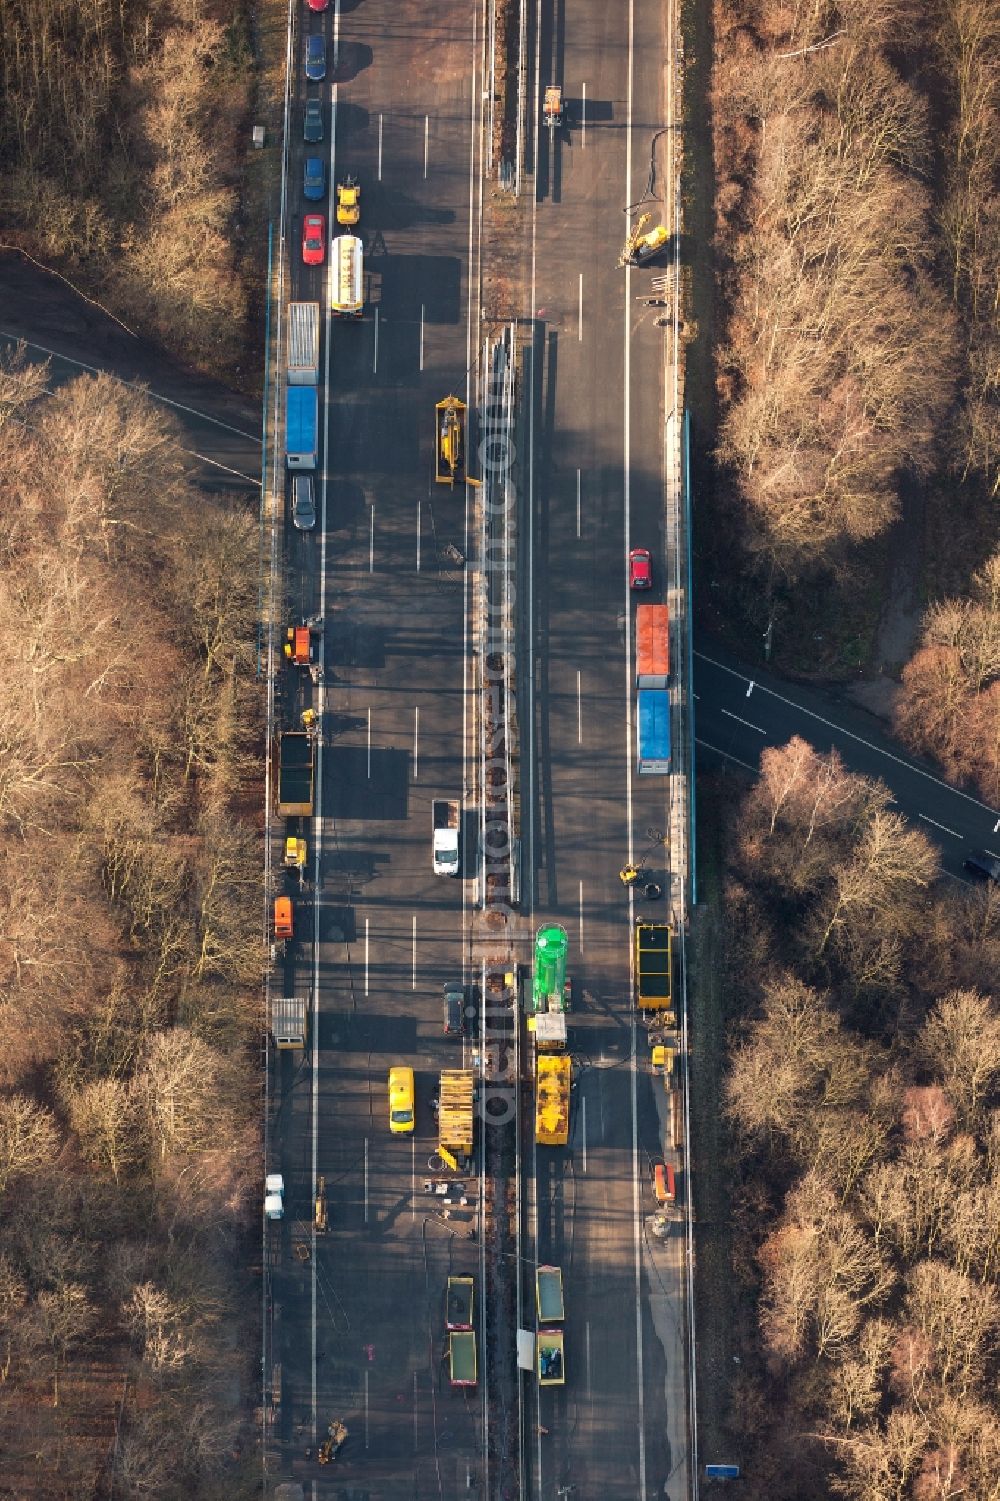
388;1066;415;1134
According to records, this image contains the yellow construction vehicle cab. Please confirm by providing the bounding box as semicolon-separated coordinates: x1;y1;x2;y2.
336;176;360;226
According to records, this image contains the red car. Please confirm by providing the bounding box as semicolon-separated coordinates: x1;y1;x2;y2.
302;213;326;266
306;0;328;11
629;548;652;590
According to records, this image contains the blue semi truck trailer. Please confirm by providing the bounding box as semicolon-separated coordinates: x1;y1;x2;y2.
637;688;670;774
285;386;318;470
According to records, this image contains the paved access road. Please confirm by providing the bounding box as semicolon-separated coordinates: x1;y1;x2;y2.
694;641;1000;880
0;254;259;498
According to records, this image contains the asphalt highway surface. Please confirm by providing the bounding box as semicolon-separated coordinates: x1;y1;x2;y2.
694;640;1000;881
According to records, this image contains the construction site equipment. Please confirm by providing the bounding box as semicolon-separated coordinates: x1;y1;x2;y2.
449;1330;477;1388
635;923;672;1010
620;864;639;887
314;1175;328;1233
270;997;308;1049
285;624;317;667
653;1161;676;1206
535;1054;571;1146
273;896;294;941
543;84;564;129
336;175;360;225
619;212;650;267
536;1266;565;1323
632;224;669;264
264;1174;285;1220
276;731;314;816
318;1419;348;1463
438;1069;475;1171
435;396;467;486
533;1011;567;1052
530;925;569;1014
284;836;307;870
537;1329;565;1386
446;1276;474;1331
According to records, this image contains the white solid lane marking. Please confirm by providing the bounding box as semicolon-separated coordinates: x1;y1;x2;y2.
411;1138;416;1223
369;504;375;572
364;1368;369;1448
697;648;1000;818
577;669;583;743
581;1096;587;1173
414;707;420;778
365;917;370;995
363;1137;369;1224
579;879;584;951
413;1371;419;1448
373;305;379;375
419;304;425;371
377;113;383;180
367;708;372;779
423;115;430;178
582;81;587;145
578;274;584;341
720;708;766;734
416;500;422;572
586;1320;592;1391
746;679;754;697
412;915;417;990
576;468;582;537
918;813;960;838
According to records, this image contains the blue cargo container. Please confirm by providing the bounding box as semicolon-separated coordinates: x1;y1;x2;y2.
637;689;670;774
285;386;318;470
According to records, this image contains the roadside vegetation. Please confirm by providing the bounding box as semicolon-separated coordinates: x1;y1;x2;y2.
707;0;998;680
0;349;262;1498
0;0;254;382
707;741;1000;1500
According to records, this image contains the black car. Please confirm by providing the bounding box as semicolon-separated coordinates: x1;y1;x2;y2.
303;98;323;143
443;981;464;1035
964;849;1000;881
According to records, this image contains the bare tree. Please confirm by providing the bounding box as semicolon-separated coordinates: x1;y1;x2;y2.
918;988;1000;1126
0;1095;60;1195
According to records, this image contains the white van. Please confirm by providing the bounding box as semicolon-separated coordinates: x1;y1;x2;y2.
331;234;364;318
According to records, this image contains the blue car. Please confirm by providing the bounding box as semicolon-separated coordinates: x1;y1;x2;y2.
303;157;325;201
305;34;325;81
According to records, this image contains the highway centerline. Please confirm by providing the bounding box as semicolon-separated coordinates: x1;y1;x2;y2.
377;113;383;179
416;500;422;571
365;917;370;995
578;880;584;951
367;708;372;778
578;274;584;341
419;304;425;370
373;306;379;374
413;706;420;777
577;670;583;742
423;115;429;177
576;468;581;537
411;916;417;990
369;504;375;571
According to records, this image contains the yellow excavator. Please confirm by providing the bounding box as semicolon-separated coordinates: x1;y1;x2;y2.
435;396;466;486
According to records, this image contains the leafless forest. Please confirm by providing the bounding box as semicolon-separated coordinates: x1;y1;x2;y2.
0;0;252;380
716;739;1000;1500
0;350;262;1498
711;0;998;639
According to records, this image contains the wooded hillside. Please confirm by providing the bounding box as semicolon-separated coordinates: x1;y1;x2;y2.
0;0;253;381
713;741;1000;1499
0;349;262;1498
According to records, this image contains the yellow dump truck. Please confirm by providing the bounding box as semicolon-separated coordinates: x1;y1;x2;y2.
535;1054;571;1146
435;396;466;486
438;1069;475;1170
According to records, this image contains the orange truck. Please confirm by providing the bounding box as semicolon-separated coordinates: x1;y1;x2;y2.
636;603;669;688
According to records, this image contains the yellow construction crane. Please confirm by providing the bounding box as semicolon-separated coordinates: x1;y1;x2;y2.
618;212;650;268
